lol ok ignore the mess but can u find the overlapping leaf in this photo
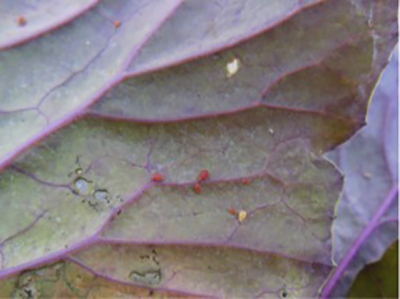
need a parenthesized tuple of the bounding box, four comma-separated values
(322, 45, 398, 298)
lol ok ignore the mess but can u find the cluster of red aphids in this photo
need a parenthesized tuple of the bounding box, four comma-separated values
(193, 169, 210, 194)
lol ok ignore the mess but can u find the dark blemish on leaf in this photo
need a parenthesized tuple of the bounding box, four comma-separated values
(148, 289, 154, 296)
(88, 201, 100, 211)
(152, 255, 160, 265)
(93, 189, 110, 203)
(139, 255, 150, 259)
(17, 16, 27, 26)
(117, 209, 122, 215)
(280, 285, 288, 298)
(129, 269, 161, 286)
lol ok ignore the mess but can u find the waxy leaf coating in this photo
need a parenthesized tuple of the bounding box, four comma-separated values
(0, 0, 397, 297)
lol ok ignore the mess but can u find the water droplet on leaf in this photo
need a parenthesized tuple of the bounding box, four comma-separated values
(73, 178, 92, 195)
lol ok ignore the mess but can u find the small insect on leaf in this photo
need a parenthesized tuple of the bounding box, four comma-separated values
(152, 172, 164, 182)
(198, 169, 210, 182)
(226, 58, 241, 78)
(193, 183, 202, 194)
(114, 21, 121, 28)
(242, 179, 250, 185)
(228, 208, 237, 215)
(17, 16, 27, 26)
(238, 210, 247, 222)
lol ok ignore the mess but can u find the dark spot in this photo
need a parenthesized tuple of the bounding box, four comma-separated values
(148, 289, 154, 296)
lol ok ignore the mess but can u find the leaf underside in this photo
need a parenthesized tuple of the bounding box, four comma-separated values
(0, 0, 397, 297)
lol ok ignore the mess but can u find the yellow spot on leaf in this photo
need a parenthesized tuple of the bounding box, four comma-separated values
(226, 58, 240, 77)
(238, 210, 247, 222)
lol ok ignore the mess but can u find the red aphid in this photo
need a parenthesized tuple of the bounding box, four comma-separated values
(17, 16, 27, 26)
(198, 169, 210, 182)
(193, 183, 202, 194)
(114, 21, 121, 28)
(228, 208, 237, 215)
(242, 179, 250, 185)
(152, 172, 164, 182)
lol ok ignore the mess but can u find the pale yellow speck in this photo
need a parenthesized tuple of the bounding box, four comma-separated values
(238, 210, 247, 222)
(226, 58, 240, 77)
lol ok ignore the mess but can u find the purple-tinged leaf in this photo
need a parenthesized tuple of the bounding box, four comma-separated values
(0, 0, 397, 297)
(101, 149, 342, 265)
(0, 0, 182, 170)
(125, 0, 324, 75)
(0, 0, 397, 172)
(71, 244, 331, 298)
(0, 261, 194, 298)
(321, 46, 398, 297)
(0, 0, 98, 49)
(90, 0, 394, 123)
(0, 107, 347, 277)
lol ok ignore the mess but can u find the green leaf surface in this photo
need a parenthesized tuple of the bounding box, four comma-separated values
(0, 261, 192, 298)
(72, 244, 332, 298)
(348, 241, 398, 298)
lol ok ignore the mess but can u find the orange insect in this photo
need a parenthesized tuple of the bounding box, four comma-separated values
(17, 16, 27, 26)
(242, 179, 250, 185)
(113, 21, 121, 28)
(228, 208, 237, 215)
(193, 183, 202, 194)
(152, 172, 164, 182)
(198, 169, 210, 182)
